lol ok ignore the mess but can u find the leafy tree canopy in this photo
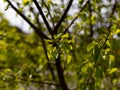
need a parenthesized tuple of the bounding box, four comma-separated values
(0, 0, 120, 90)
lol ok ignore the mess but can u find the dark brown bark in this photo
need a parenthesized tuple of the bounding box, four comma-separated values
(63, 0, 89, 34)
(88, 0, 93, 43)
(33, 0, 53, 36)
(54, 0, 73, 34)
(55, 54, 69, 90)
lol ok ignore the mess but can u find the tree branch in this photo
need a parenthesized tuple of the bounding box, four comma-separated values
(41, 0, 55, 27)
(40, 38, 56, 81)
(88, 0, 93, 42)
(6, 0, 50, 40)
(3, 72, 60, 86)
(55, 54, 69, 90)
(109, 0, 117, 18)
(101, 0, 117, 49)
(29, 5, 41, 27)
(53, 0, 74, 34)
(33, 0, 53, 36)
(6, 1, 56, 80)
(63, 0, 89, 34)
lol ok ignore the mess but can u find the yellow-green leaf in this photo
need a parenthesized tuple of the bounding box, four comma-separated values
(22, 0, 29, 5)
(108, 68, 118, 74)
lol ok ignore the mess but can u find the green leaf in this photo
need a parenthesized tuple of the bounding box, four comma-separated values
(87, 41, 96, 52)
(4, 68, 13, 74)
(62, 33, 69, 39)
(3, 0, 7, 2)
(0, 41, 6, 49)
(95, 66, 103, 79)
(79, 0, 84, 4)
(80, 83, 86, 90)
(110, 39, 120, 50)
(95, 0, 102, 3)
(52, 47, 59, 59)
(108, 67, 118, 74)
(92, 45, 100, 60)
(4, 4, 9, 11)
(60, 41, 71, 53)
(47, 0, 52, 8)
(54, 33, 62, 39)
(111, 24, 117, 32)
(87, 42, 101, 60)
(67, 55, 72, 64)
(22, 0, 29, 6)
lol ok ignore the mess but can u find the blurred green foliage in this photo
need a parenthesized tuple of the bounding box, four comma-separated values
(1, 0, 120, 90)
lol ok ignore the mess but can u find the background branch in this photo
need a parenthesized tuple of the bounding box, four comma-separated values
(88, 0, 93, 42)
(29, 5, 41, 27)
(3, 72, 59, 86)
(101, 0, 117, 49)
(41, 0, 55, 27)
(40, 38, 56, 81)
(54, 0, 74, 34)
(63, 0, 89, 34)
(6, 0, 50, 40)
(33, 0, 53, 36)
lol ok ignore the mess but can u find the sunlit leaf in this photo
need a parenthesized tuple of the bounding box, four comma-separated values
(87, 41, 96, 52)
(62, 33, 69, 39)
(22, 0, 29, 5)
(108, 67, 118, 74)
(4, 68, 13, 73)
(67, 54, 72, 64)
(52, 47, 59, 59)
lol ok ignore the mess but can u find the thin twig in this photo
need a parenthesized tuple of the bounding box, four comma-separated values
(54, 0, 74, 34)
(42, 0, 55, 27)
(33, 0, 53, 36)
(28, 5, 55, 80)
(63, 0, 89, 34)
(88, 0, 93, 42)
(101, 0, 117, 49)
(29, 5, 41, 27)
(28, 4, 56, 82)
(40, 38, 56, 81)
(6, 0, 50, 40)
(109, 0, 117, 18)
(3, 72, 60, 86)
